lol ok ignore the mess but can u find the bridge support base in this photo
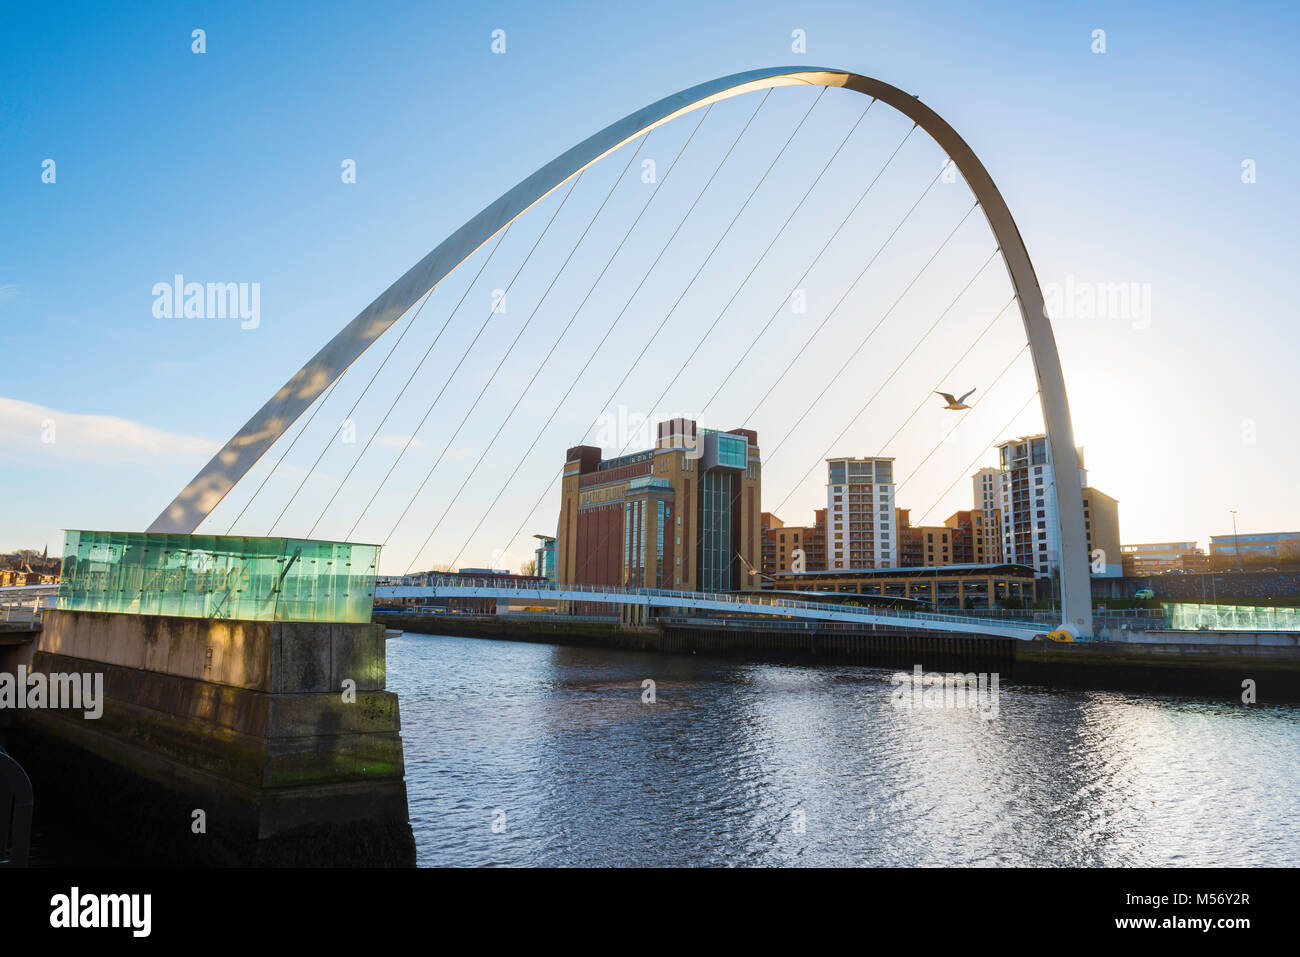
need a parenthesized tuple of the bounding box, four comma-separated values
(8, 610, 415, 866)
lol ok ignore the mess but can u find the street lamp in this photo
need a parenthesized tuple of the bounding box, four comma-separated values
(1229, 509, 1243, 572)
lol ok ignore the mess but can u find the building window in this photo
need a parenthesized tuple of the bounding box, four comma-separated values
(623, 503, 632, 577)
(696, 469, 734, 592)
(655, 500, 665, 588)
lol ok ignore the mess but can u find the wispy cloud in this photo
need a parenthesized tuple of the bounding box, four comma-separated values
(0, 396, 219, 464)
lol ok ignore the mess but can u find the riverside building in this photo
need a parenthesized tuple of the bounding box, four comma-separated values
(556, 418, 761, 592)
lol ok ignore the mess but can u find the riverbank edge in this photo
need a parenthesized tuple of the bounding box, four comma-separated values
(377, 613, 1300, 704)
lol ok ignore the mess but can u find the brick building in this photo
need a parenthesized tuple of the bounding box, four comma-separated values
(556, 419, 762, 592)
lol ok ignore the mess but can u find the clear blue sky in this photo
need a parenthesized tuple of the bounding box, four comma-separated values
(2, 0, 1297, 571)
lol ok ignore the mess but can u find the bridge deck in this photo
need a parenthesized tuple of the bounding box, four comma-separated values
(0, 582, 1047, 640)
(376, 580, 1045, 640)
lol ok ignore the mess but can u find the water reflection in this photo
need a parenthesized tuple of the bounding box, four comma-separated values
(388, 633, 1300, 867)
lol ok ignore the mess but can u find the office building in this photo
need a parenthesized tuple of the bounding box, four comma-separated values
(532, 534, 557, 581)
(1120, 541, 1205, 575)
(1209, 531, 1300, 563)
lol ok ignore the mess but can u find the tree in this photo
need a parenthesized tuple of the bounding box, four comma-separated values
(521, 559, 537, 577)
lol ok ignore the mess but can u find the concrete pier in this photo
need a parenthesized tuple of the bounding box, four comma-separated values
(6, 609, 415, 866)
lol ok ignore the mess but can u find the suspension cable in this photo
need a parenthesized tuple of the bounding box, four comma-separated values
(871, 296, 1019, 459)
(223, 372, 343, 534)
(588, 90, 853, 462)
(490, 93, 868, 566)
(332, 167, 574, 549)
(306, 171, 586, 540)
(266, 282, 438, 536)
(738, 169, 949, 427)
(407, 94, 777, 571)
(383, 111, 696, 559)
(894, 340, 1031, 494)
(342, 135, 652, 543)
(761, 200, 981, 463)
(698, 122, 922, 421)
(909, 389, 1040, 526)
(619, 98, 898, 462)
(767, 263, 1007, 517)
(700, 185, 989, 579)
(395, 104, 717, 569)
(447, 89, 829, 570)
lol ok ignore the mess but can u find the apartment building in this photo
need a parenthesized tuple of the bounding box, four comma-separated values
(825, 457, 897, 569)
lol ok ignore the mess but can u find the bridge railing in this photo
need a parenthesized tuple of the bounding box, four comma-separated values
(650, 615, 1017, 635)
(387, 575, 1044, 633)
(0, 587, 56, 625)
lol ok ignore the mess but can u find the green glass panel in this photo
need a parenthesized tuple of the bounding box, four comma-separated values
(1167, 601, 1300, 632)
(56, 530, 379, 623)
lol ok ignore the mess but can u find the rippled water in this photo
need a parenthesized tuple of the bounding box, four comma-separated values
(387, 632, 1300, 867)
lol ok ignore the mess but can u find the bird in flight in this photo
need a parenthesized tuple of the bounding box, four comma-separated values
(736, 552, 774, 582)
(935, 388, 976, 410)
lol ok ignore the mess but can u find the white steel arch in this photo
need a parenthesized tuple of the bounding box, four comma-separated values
(151, 66, 1093, 637)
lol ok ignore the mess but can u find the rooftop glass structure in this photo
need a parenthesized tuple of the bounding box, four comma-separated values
(57, 530, 379, 623)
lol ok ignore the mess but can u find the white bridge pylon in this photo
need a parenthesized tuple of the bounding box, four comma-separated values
(152, 65, 1093, 638)
(377, 581, 1045, 641)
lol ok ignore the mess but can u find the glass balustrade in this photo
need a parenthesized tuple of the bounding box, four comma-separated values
(1166, 601, 1300, 632)
(56, 530, 379, 623)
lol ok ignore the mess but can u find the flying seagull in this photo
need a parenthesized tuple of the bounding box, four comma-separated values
(935, 388, 976, 410)
(736, 552, 775, 583)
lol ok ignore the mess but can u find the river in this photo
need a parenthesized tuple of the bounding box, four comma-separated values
(387, 631, 1300, 867)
